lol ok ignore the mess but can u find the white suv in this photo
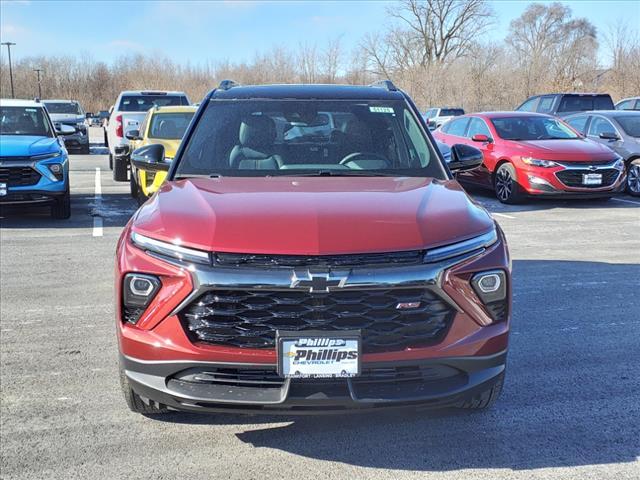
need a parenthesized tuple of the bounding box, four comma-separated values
(107, 90, 189, 180)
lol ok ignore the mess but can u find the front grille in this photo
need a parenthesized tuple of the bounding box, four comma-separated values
(179, 288, 455, 353)
(214, 250, 425, 268)
(555, 168, 619, 188)
(0, 166, 41, 186)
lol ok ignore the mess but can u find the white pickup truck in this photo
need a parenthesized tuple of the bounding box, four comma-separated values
(106, 90, 190, 180)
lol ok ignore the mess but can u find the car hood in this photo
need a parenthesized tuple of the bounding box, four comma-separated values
(132, 176, 494, 255)
(507, 138, 616, 162)
(0, 136, 60, 157)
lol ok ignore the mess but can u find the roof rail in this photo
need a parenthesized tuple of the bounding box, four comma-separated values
(369, 80, 398, 92)
(218, 79, 239, 91)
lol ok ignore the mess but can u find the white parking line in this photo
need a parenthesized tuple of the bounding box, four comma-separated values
(93, 167, 103, 237)
(612, 197, 640, 206)
(492, 212, 516, 219)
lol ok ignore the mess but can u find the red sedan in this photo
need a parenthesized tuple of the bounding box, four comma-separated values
(433, 112, 626, 203)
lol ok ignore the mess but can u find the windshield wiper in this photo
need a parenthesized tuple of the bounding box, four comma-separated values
(275, 170, 391, 177)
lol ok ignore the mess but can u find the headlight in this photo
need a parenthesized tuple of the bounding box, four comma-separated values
(424, 229, 497, 263)
(122, 273, 161, 324)
(131, 231, 211, 265)
(47, 163, 64, 181)
(32, 152, 62, 161)
(521, 157, 559, 168)
(613, 157, 625, 171)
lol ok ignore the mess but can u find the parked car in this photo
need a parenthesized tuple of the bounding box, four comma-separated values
(565, 110, 640, 196)
(516, 93, 615, 118)
(423, 107, 465, 130)
(106, 90, 190, 180)
(42, 99, 90, 154)
(116, 81, 511, 415)
(433, 112, 625, 203)
(615, 97, 640, 111)
(0, 99, 72, 218)
(125, 105, 197, 204)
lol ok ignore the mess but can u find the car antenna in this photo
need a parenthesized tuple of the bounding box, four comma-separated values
(369, 80, 398, 92)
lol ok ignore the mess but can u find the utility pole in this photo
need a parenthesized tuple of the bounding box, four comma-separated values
(1, 41, 16, 98)
(34, 68, 43, 99)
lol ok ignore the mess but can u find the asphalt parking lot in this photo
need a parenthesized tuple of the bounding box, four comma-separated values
(1, 127, 639, 480)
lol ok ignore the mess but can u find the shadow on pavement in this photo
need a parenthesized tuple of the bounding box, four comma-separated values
(0, 192, 136, 229)
(151, 259, 640, 472)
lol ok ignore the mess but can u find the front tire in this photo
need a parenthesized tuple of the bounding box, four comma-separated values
(51, 190, 71, 219)
(457, 371, 505, 410)
(119, 366, 169, 415)
(494, 163, 523, 204)
(129, 169, 139, 199)
(627, 159, 640, 197)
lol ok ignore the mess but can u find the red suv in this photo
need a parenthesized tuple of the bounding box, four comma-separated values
(116, 82, 511, 415)
(434, 112, 626, 203)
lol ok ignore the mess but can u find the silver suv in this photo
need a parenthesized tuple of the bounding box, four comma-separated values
(43, 100, 89, 154)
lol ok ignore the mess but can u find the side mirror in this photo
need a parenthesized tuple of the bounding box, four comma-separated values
(472, 134, 492, 143)
(131, 144, 170, 172)
(449, 144, 483, 172)
(55, 124, 76, 136)
(125, 129, 141, 141)
(85, 112, 92, 119)
(599, 131, 619, 141)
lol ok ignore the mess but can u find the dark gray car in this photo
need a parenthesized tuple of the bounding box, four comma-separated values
(565, 110, 640, 196)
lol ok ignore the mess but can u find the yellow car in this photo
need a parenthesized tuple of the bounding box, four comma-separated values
(126, 105, 197, 203)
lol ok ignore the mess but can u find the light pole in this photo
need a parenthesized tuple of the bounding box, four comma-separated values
(1, 41, 16, 98)
(34, 68, 43, 99)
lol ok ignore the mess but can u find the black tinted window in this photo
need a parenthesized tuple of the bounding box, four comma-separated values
(466, 118, 491, 138)
(44, 102, 81, 115)
(446, 118, 470, 136)
(119, 95, 188, 112)
(491, 116, 579, 140)
(566, 116, 588, 135)
(440, 109, 464, 116)
(558, 95, 614, 113)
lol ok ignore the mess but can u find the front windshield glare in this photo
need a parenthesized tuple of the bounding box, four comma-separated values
(491, 116, 579, 141)
(175, 99, 446, 179)
(0, 106, 53, 137)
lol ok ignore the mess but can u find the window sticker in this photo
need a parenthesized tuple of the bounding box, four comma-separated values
(369, 106, 395, 114)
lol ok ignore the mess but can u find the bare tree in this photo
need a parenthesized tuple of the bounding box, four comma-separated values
(507, 2, 597, 95)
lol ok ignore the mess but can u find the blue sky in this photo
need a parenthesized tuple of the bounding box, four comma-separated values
(1, 0, 638, 66)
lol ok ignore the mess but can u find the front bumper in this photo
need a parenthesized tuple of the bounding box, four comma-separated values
(0, 157, 69, 205)
(122, 350, 507, 414)
(62, 132, 89, 149)
(519, 160, 626, 196)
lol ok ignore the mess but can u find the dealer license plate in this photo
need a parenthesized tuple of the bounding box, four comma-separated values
(0, 182, 6, 196)
(277, 331, 361, 378)
(582, 173, 602, 185)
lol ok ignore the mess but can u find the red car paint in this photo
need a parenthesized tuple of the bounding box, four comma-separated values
(116, 179, 509, 365)
(433, 111, 624, 197)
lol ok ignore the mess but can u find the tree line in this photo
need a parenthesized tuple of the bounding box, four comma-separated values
(1, 1, 638, 113)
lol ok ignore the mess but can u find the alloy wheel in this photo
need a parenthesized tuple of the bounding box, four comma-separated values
(496, 168, 513, 201)
(628, 164, 640, 194)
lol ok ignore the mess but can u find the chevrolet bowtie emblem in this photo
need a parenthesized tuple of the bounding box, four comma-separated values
(290, 271, 347, 293)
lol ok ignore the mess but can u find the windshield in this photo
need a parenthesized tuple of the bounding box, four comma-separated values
(149, 112, 194, 140)
(491, 116, 579, 141)
(615, 115, 640, 137)
(119, 95, 188, 112)
(44, 102, 81, 115)
(0, 106, 53, 137)
(440, 109, 464, 117)
(175, 99, 446, 179)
